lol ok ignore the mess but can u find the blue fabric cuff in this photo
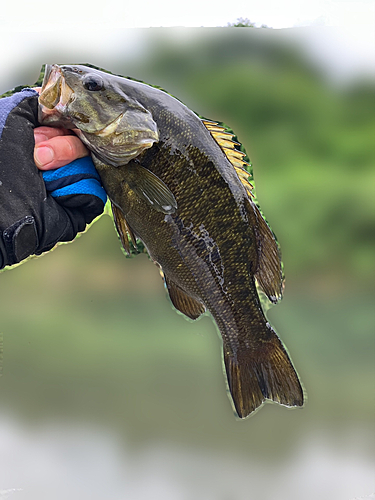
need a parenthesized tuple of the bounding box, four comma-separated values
(48, 179, 107, 205)
(0, 88, 39, 139)
(42, 157, 107, 205)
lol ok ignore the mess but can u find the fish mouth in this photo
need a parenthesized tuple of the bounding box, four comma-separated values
(38, 65, 146, 139)
(38, 65, 122, 136)
(38, 64, 159, 165)
(38, 65, 75, 125)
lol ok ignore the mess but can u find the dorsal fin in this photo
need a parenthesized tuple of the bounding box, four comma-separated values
(202, 118, 283, 303)
(202, 119, 254, 198)
(246, 199, 284, 304)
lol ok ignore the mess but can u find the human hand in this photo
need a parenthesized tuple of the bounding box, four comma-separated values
(34, 126, 90, 170)
(31, 86, 89, 171)
(0, 88, 107, 269)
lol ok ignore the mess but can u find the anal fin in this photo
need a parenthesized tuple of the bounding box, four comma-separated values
(111, 202, 137, 255)
(164, 275, 206, 320)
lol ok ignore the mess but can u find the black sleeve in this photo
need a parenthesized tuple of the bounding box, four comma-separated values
(0, 95, 91, 269)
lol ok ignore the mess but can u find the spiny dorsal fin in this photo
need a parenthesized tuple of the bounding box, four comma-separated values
(203, 118, 283, 302)
(111, 202, 137, 255)
(202, 119, 254, 198)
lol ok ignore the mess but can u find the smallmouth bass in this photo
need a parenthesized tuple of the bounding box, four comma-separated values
(39, 64, 304, 419)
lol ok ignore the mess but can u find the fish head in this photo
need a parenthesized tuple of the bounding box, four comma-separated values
(38, 64, 159, 165)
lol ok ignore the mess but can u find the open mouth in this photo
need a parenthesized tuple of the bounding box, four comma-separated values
(38, 65, 125, 137)
(38, 64, 159, 154)
(38, 65, 74, 123)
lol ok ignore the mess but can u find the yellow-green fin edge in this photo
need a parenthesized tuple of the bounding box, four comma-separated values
(201, 118, 255, 199)
(201, 117, 285, 308)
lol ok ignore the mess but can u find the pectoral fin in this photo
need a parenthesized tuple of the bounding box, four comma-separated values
(125, 162, 177, 215)
(111, 202, 137, 255)
(246, 199, 283, 304)
(164, 275, 206, 320)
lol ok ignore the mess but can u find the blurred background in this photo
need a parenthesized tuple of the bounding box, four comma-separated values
(0, 25, 374, 500)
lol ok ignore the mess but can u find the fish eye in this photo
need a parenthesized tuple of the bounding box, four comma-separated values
(83, 75, 104, 91)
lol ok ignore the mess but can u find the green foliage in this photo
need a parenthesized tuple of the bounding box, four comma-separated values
(3, 33, 373, 286)
(227, 17, 269, 28)
(0, 31, 373, 468)
(128, 32, 374, 287)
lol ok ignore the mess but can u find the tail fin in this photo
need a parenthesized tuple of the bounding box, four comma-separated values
(223, 326, 304, 419)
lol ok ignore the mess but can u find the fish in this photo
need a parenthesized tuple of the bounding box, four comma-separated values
(38, 64, 304, 419)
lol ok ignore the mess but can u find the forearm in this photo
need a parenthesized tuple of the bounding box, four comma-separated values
(0, 89, 106, 269)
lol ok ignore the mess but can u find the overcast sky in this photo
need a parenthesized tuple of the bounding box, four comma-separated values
(1, 0, 374, 31)
(0, 0, 373, 93)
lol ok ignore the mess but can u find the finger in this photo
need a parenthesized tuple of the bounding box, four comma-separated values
(34, 135, 90, 170)
(34, 126, 73, 145)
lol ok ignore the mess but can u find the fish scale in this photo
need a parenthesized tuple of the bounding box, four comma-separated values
(38, 64, 304, 419)
(119, 138, 289, 397)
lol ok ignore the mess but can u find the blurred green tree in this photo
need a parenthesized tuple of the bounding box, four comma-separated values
(129, 31, 375, 288)
(227, 17, 269, 28)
